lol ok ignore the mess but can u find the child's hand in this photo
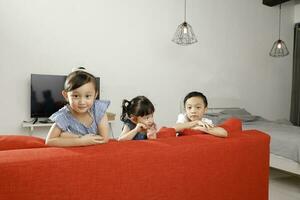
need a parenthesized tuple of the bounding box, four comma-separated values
(192, 125, 209, 132)
(196, 120, 214, 129)
(134, 123, 147, 132)
(147, 123, 157, 139)
(81, 134, 106, 145)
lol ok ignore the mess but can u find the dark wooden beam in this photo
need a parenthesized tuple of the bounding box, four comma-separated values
(263, 0, 290, 7)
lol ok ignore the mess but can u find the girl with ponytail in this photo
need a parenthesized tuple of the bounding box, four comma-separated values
(118, 96, 157, 141)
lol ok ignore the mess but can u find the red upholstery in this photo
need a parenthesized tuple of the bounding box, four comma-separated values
(157, 127, 177, 138)
(218, 117, 242, 135)
(0, 135, 46, 151)
(0, 130, 270, 200)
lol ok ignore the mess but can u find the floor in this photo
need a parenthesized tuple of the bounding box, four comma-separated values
(269, 168, 300, 200)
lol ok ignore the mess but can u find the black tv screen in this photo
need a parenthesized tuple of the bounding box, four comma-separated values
(31, 74, 100, 118)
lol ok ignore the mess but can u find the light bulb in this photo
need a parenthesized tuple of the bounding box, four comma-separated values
(277, 43, 282, 49)
(183, 26, 188, 34)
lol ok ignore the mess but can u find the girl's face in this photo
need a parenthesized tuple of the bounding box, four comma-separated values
(185, 96, 207, 121)
(62, 82, 97, 114)
(136, 113, 154, 129)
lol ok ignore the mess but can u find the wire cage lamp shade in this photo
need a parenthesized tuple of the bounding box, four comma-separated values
(269, 4, 289, 57)
(172, 22, 197, 45)
(172, 0, 197, 46)
(269, 39, 289, 57)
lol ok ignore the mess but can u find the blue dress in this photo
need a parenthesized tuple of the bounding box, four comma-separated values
(122, 119, 147, 140)
(49, 100, 110, 136)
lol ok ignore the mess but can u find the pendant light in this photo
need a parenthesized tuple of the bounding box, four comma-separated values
(172, 0, 197, 46)
(269, 3, 289, 57)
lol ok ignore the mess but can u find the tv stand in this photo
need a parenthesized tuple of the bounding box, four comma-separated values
(39, 119, 54, 124)
(33, 118, 38, 124)
(22, 121, 54, 135)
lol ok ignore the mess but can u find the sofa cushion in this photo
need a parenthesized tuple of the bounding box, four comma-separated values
(0, 135, 46, 151)
(0, 130, 270, 200)
(218, 117, 242, 135)
(157, 127, 177, 138)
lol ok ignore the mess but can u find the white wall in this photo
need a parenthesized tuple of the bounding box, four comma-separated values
(0, 0, 295, 138)
(295, 0, 300, 22)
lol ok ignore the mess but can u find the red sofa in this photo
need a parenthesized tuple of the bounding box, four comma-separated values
(0, 123, 270, 200)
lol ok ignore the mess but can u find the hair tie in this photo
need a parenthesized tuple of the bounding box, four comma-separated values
(125, 100, 131, 107)
(72, 67, 89, 73)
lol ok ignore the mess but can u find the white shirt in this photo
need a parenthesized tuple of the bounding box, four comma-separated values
(176, 113, 213, 125)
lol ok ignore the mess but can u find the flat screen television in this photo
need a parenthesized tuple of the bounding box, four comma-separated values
(31, 74, 100, 118)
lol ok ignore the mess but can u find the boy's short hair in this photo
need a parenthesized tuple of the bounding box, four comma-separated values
(183, 91, 208, 108)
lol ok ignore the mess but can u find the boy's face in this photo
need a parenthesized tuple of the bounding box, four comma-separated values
(185, 96, 207, 121)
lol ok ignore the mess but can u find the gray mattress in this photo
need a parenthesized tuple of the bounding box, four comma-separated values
(205, 108, 300, 163)
(243, 120, 300, 163)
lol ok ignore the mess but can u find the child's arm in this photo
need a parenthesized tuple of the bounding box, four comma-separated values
(97, 113, 110, 143)
(45, 124, 105, 147)
(60, 132, 82, 138)
(173, 120, 199, 132)
(193, 125, 228, 137)
(118, 123, 147, 141)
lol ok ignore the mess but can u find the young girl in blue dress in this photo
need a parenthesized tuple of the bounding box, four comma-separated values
(118, 96, 157, 141)
(45, 67, 110, 146)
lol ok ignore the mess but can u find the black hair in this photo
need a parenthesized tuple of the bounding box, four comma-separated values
(183, 91, 208, 108)
(64, 67, 98, 95)
(120, 96, 155, 122)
